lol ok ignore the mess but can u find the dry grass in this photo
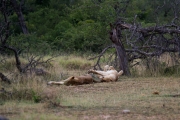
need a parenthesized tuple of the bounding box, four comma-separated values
(1, 77, 180, 120)
(1, 55, 180, 120)
(58, 55, 93, 70)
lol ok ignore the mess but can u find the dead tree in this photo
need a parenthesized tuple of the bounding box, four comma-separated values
(109, 13, 180, 75)
(109, 19, 179, 67)
(114, 0, 180, 61)
(109, 23, 131, 76)
(93, 0, 180, 76)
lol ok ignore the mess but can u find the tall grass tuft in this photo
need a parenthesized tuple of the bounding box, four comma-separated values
(131, 54, 180, 77)
(0, 57, 16, 72)
(0, 76, 44, 102)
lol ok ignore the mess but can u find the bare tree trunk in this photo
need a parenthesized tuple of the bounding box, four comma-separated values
(11, 0, 29, 34)
(4, 45, 23, 72)
(110, 27, 131, 76)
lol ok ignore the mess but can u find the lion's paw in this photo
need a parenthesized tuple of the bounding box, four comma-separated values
(88, 69, 95, 73)
(47, 81, 53, 85)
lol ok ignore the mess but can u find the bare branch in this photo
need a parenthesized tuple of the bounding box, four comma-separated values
(89, 45, 115, 70)
(0, 72, 11, 84)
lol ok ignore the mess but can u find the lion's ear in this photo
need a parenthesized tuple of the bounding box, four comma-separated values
(74, 77, 79, 80)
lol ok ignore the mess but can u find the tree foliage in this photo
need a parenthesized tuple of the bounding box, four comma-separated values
(0, 0, 180, 79)
(1, 0, 179, 53)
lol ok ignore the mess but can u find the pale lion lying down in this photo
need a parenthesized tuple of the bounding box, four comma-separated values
(48, 65, 123, 86)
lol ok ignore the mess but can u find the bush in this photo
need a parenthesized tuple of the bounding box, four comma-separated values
(9, 34, 52, 54)
(163, 65, 180, 76)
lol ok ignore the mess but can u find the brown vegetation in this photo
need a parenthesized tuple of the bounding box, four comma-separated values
(1, 77, 180, 120)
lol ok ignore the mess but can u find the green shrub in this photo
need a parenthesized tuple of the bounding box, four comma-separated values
(31, 90, 41, 103)
(163, 65, 180, 76)
(9, 34, 52, 54)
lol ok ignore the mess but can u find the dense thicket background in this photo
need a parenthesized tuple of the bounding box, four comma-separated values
(4, 0, 178, 54)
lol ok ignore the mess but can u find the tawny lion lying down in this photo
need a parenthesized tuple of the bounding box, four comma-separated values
(48, 65, 123, 86)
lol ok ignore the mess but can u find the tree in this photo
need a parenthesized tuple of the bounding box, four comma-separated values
(92, 0, 180, 76)
(109, 23, 131, 76)
(0, 0, 52, 84)
(110, 0, 180, 75)
(11, 0, 29, 34)
(0, 0, 27, 73)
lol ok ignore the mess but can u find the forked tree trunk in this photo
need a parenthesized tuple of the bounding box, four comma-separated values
(110, 27, 130, 76)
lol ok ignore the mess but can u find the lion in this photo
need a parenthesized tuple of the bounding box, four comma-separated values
(88, 66, 123, 82)
(47, 65, 123, 86)
(47, 74, 94, 85)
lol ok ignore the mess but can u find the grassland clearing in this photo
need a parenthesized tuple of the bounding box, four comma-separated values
(1, 77, 180, 120)
(1, 55, 180, 120)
